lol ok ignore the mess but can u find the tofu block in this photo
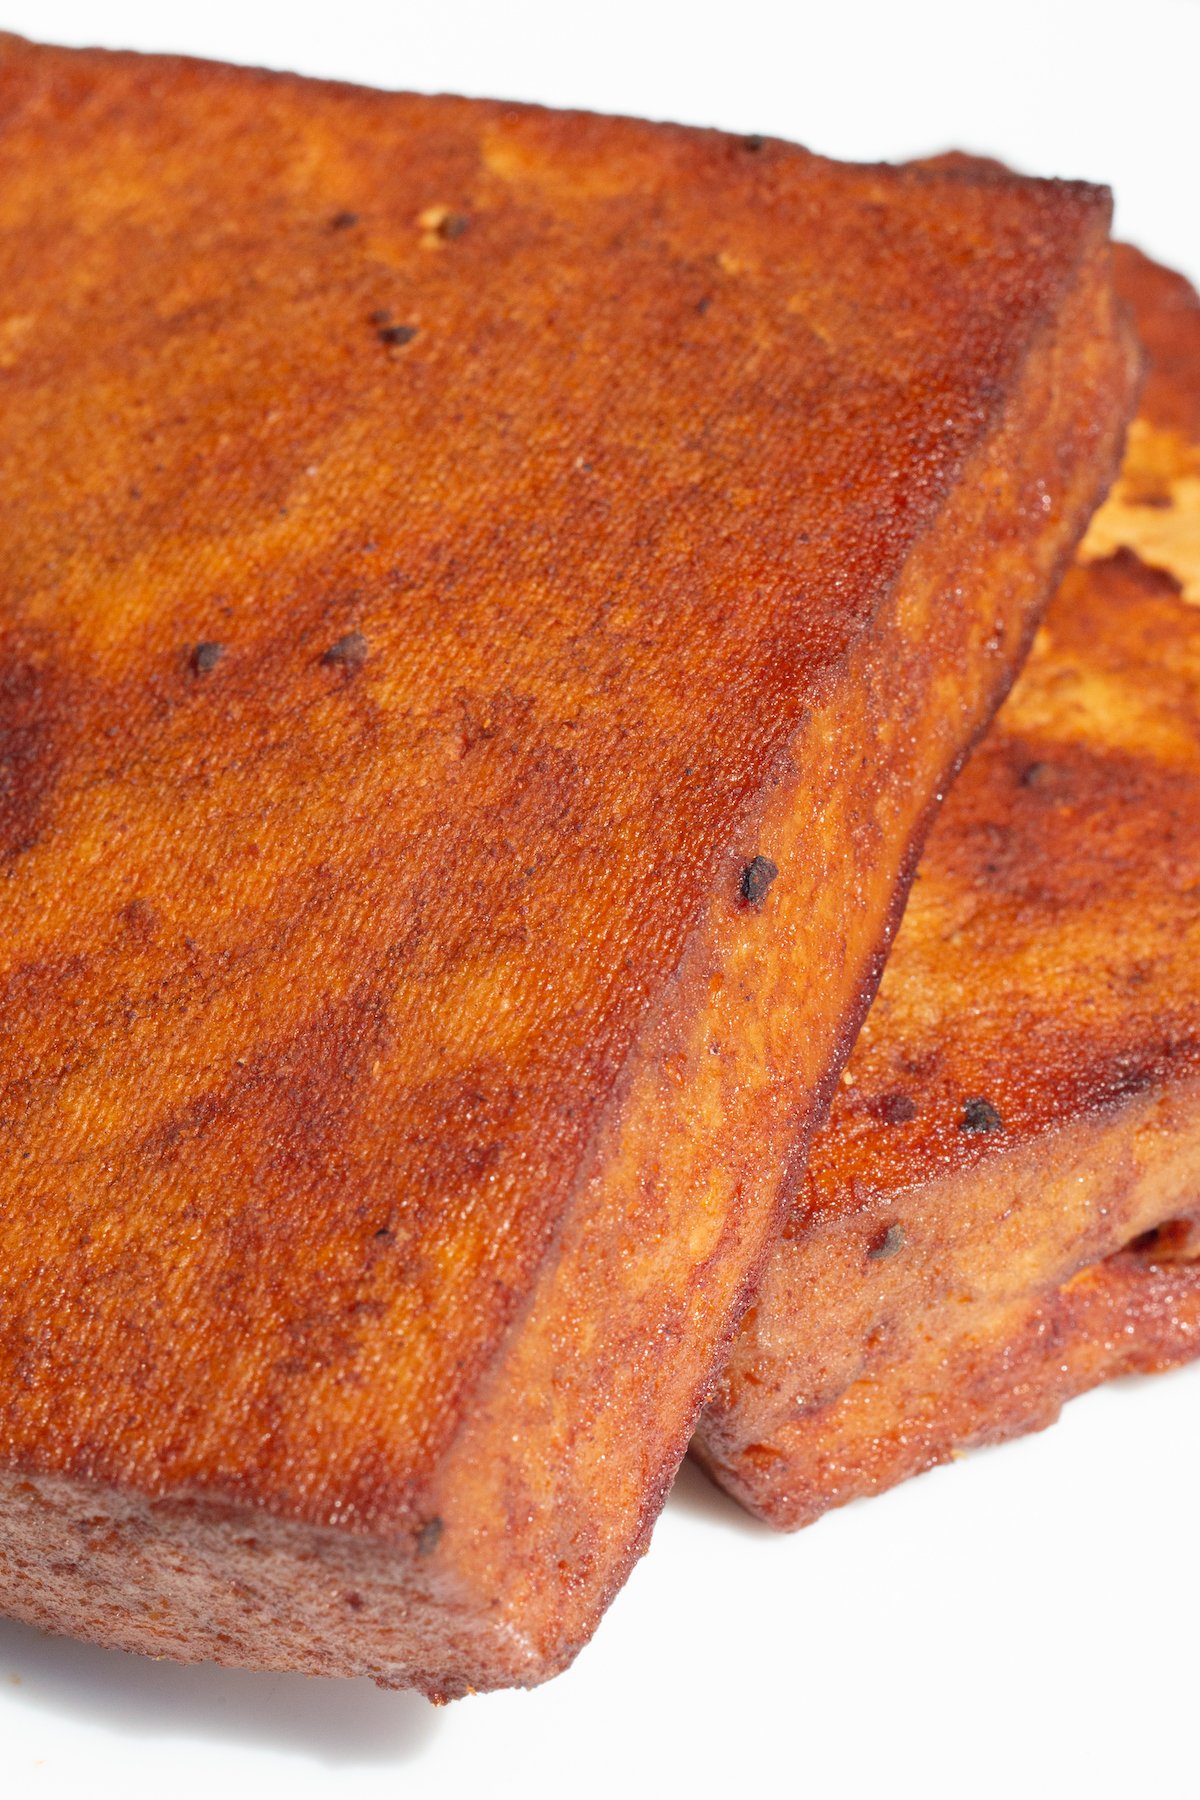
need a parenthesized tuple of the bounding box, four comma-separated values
(0, 36, 1134, 1692)
(696, 246, 1200, 1529)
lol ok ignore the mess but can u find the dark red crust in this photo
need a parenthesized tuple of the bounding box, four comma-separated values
(696, 246, 1200, 1529)
(0, 36, 1134, 1688)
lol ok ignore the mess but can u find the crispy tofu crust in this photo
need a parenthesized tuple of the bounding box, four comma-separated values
(696, 246, 1200, 1530)
(0, 37, 1134, 1691)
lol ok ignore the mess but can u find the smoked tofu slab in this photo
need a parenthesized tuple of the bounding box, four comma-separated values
(0, 36, 1134, 1694)
(696, 247, 1200, 1530)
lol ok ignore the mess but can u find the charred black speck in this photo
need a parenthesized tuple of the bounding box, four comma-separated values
(876, 1091, 917, 1126)
(696, 295, 713, 316)
(191, 641, 224, 675)
(740, 855, 779, 908)
(743, 134, 766, 152)
(415, 1517, 443, 1557)
(1020, 761, 1053, 787)
(322, 632, 368, 670)
(330, 211, 360, 231)
(867, 1223, 906, 1261)
(960, 1096, 1004, 1134)
(374, 1224, 393, 1240)
(379, 323, 418, 347)
(438, 212, 470, 240)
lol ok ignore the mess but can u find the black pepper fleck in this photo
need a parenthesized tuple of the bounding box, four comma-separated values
(438, 212, 469, 240)
(740, 855, 779, 907)
(415, 1517, 443, 1557)
(191, 641, 224, 675)
(322, 632, 368, 670)
(868, 1223, 906, 1261)
(1020, 761, 1053, 787)
(330, 211, 360, 230)
(743, 135, 766, 152)
(379, 323, 418, 347)
(960, 1096, 1004, 1134)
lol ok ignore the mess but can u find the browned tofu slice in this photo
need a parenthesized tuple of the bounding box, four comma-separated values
(696, 246, 1200, 1530)
(0, 35, 1134, 1693)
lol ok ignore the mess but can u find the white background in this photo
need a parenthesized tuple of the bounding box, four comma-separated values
(2, 4, 1198, 1797)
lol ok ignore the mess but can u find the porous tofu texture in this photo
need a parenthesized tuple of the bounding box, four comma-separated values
(0, 37, 1134, 1691)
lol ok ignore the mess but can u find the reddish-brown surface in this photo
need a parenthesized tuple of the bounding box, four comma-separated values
(0, 36, 1133, 1692)
(697, 246, 1200, 1529)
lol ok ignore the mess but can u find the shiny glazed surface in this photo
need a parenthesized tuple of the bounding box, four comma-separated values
(0, 36, 1133, 1689)
(697, 247, 1200, 1527)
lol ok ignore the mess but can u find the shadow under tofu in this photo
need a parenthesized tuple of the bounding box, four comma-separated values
(0, 1613, 440, 1768)
(665, 1453, 776, 1535)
